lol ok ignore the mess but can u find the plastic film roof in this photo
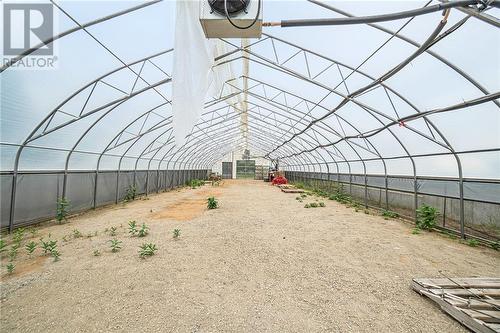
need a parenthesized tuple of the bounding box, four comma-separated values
(1, 0, 499, 179)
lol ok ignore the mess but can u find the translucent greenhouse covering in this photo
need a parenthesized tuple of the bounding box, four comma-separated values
(0, 0, 499, 241)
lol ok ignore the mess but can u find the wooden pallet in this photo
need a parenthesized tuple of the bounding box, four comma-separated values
(277, 185, 305, 193)
(412, 277, 500, 333)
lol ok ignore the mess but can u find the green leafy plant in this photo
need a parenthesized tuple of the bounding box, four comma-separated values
(304, 203, 310, 208)
(93, 249, 101, 256)
(124, 185, 137, 201)
(51, 249, 61, 262)
(62, 235, 70, 242)
(109, 239, 122, 252)
(319, 202, 325, 207)
(109, 226, 117, 237)
(416, 204, 438, 230)
(6, 263, 15, 274)
(364, 209, 369, 214)
(328, 185, 351, 204)
(25, 241, 37, 255)
(189, 179, 204, 188)
(0, 239, 6, 253)
(139, 243, 157, 258)
(173, 229, 181, 239)
(8, 246, 18, 262)
(40, 238, 57, 255)
(137, 223, 149, 237)
(128, 221, 138, 236)
(207, 197, 218, 209)
(56, 197, 70, 223)
(381, 210, 399, 219)
(73, 229, 82, 238)
(309, 202, 318, 208)
(467, 239, 479, 247)
(13, 227, 25, 245)
(492, 242, 499, 251)
(412, 228, 421, 235)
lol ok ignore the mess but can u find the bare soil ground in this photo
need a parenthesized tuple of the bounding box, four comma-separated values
(1, 180, 498, 332)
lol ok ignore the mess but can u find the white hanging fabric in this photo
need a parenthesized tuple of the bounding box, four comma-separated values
(172, 0, 240, 146)
(172, 0, 214, 146)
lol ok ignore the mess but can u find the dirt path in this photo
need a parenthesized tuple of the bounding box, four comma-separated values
(1, 180, 498, 332)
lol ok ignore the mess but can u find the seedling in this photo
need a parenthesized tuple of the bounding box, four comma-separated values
(139, 243, 157, 258)
(109, 226, 117, 236)
(40, 238, 57, 255)
(467, 239, 479, 247)
(13, 228, 25, 245)
(109, 239, 122, 252)
(128, 221, 138, 236)
(173, 229, 181, 239)
(62, 235, 70, 242)
(310, 202, 318, 208)
(492, 242, 499, 251)
(51, 249, 61, 262)
(207, 197, 218, 209)
(304, 204, 310, 208)
(0, 239, 6, 253)
(138, 223, 149, 237)
(364, 209, 369, 214)
(25, 241, 37, 255)
(8, 246, 18, 262)
(6, 263, 15, 274)
(416, 204, 438, 230)
(93, 249, 101, 256)
(73, 229, 82, 238)
(381, 210, 399, 219)
(56, 197, 70, 223)
(124, 185, 137, 201)
(412, 228, 421, 235)
(319, 202, 325, 207)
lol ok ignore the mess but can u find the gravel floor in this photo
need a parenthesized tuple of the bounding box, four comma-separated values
(1, 180, 499, 332)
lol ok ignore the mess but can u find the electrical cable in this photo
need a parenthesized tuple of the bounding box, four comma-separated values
(223, 0, 261, 30)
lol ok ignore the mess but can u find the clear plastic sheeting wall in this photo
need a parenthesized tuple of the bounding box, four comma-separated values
(0, 170, 208, 230)
(0, 1, 499, 236)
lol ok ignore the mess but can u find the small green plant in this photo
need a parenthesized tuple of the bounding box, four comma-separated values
(207, 197, 218, 209)
(56, 197, 70, 223)
(139, 243, 157, 258)
(28, 227, 38, 238)
(137, 223, 149, 237)
(40, 238, 57, 255)
(6, 263, 15, 274)
(124, 185, 137, 201)
(381, 210, 399, 219)
(13, 227, 25, 245)
(0, 239, 6, 253)
(173, 229, 181, 239)
(492, 242, 499, 251)
(364, 209, 369, 214)
(128, 221, 138, 236)
(25, 241, 37, 255)
(412, 228, 421, 235)
(416, 204, 438, 230)
(62, 235, 70, 242)
(73, 229, 82, 238)
(93, 249, 101, 256)
(109, 226, 117, 236)
(109, 239, 122, 252)
(309, 202, 318, 208)
(8, 246, 18, 261)
(467, 239, 479, 247)
(319, 202, 325, 207)
(304, 203, 310, 208)
(51, 249, 61, 262)
(189, 179, 204, 188)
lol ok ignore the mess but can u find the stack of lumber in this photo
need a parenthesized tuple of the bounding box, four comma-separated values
(412, 277, 500, 333)
(277, 185, 304, 193)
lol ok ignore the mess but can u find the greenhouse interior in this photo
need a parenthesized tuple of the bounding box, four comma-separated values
(0, 0, 499, 332)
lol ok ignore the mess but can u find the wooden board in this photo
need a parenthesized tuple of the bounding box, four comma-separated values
(277, 185, 305, 193)
(413, 277, 500, 333)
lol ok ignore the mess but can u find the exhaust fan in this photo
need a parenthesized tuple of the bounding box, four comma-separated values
(200, 0, 262, 38)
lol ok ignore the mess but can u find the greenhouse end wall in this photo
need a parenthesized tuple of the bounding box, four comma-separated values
(0, 169, 209, 230)
(285, 171, 500, 242)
